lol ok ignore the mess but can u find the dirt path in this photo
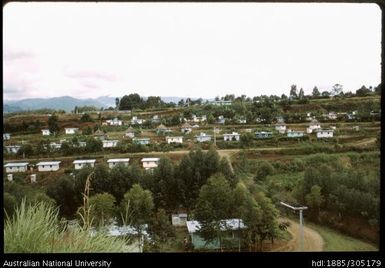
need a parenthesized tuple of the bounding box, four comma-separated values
(347, 137, 377, 148)
(271, 218, 324, 252)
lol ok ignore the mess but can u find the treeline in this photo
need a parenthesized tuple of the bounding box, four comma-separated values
(3, 147, 283, 251)
(118, 94, 176, 110)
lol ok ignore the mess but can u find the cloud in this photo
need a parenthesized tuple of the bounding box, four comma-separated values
(3, 50, 34, 61)
(64, 67, 117, 81)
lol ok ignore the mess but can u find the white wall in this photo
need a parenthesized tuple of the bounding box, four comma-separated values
(6, 166, 28, 173)
(38, 165, 60, 172)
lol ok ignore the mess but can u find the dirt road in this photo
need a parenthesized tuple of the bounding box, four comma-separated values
(271, 218, 324, 252)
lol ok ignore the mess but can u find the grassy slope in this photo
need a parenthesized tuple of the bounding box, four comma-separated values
(306, 222, 378, 251)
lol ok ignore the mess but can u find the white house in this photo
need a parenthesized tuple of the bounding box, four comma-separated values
(306, 119, 321, 134)
(217, 115, 226, 124)
(133, 138, 150, 145)
(195, 133, 212, 143)
(166, 136, 183, 144)
(316, 129, 334, 138)
(151, 115, 161, 124)
(5, 145, 21, 154)
(210, 100, 232, 106)
(3, 133, 11, 140)
(327, 112, 337, 120)
(125, 127, 135, 138)
(171, 213, 188, 226)
(275, 122, 287, 134)
(4, 162, 29, 173)
(49, 142, 62, 150)
(106, 118, 123, 126)
(191, 114, 206, 123)
(141, 158, 160, 170)
(65, 128, 79, 135)
(223, 132, 240, 141)
(36, 161, 61, 172)
(181, 123, 192, 134)
(41, 129, 51, 136)
(102, 140, 119, 148)
(131, 116, 144, 125)
(107, 158, 130, 168)
(73, 159, 96, 170)
(287, 130, 304, 138)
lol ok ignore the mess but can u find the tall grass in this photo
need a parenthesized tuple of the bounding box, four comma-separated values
(4, 200, 128, 253)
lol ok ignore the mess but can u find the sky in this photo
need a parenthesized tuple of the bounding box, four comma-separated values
(3, 2, 382, 101)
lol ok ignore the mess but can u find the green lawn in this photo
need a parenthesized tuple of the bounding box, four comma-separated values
(307, 222, 378, 251)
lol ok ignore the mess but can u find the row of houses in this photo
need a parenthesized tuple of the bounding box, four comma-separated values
(275, 119, 335, 138)
(4, 157, 161, 173)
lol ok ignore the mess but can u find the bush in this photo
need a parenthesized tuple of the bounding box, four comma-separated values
(4, 200, 128, 253)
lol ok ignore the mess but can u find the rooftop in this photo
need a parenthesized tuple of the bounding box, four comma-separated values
(107, 158, 130, 162)
(4, 162, 29, 167)
(141, 158, 160, 162)
(36, 161, 61, 166)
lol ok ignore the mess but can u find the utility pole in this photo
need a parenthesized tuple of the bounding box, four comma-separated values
(280, 202, 308, 251)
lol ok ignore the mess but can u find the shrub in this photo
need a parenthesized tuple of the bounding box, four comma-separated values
(4, 200, 128, 253)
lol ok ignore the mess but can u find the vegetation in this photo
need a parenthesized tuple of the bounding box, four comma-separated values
(4, 200, 128, 253)
(3, 89, 380, 252)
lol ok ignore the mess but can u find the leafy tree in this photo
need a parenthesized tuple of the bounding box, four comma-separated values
(321, 91, 330, 98)
(312, 86, 320, 98)
(255, 161, 274, 181)
(46, 176, 80, 217)
(152, 157, 178, 211)
(109, 164, 133, 203)
(232, 183, 263, 251)
(80, 113, 93, 122)
(146, 96, 162, 108)
(88, 193, 117, 227)
(170, 114, 181, 126)
(305, 185, 324, 221)
(240, 133, 254, 148)
(219, 157, 237, 186)
(331, 84, 343, 97)
(194, 174, 233, 251)
(119, 94, 144, 110)
(253, 192, 280, 249)
(148, 208, 176, 248)
(298, 88, 305, 99)
(91, 164, 112, 195)
(356, 85, 371, 97)
(289, 85, 298, 99)
(17, 144, 34, 157)
(85, 137, 102, 153)
(120, 184, 154, 238)
(48, 115, 60, 134)
(176, 148, 221, 210)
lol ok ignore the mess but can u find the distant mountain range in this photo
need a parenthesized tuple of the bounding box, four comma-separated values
(3, 96, 207, 113)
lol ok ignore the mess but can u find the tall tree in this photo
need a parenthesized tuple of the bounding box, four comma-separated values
(88, 193, 117, 227)
(115, 97, 120, 110)
(331, 84, 344, 97)
(312, 86, 320, 98)
(48, 115, 60, 134)
(119, 94, 144, 110)
(194, 174, 234, 251)
(152, 157, 178, 211)
(289, 85, 298, 99)
(120, 184, 154, 233)
(298, 88, 305, 99)
(305, 185, 324, 221)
